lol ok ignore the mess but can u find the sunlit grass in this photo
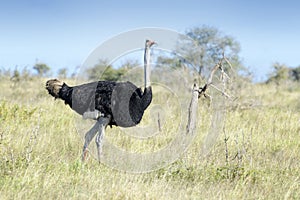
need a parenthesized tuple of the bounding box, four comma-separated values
(0, 78, 300, 199)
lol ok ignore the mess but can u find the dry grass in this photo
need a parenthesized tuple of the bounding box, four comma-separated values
(0, 77, 300, 199)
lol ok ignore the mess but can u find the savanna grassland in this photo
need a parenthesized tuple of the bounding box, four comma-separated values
(0, 76, 300, 199)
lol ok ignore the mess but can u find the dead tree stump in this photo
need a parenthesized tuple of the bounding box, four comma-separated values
(186, 83, 199, 135)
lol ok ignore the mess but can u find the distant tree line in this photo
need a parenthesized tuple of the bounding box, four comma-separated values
(266, 63, 300, 84)
(85, 59, 140, 81)
(0, 62, 69, 83)
(1, 25, 299, 85)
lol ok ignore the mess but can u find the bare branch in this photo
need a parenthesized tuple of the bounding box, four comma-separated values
(197, 53, 234, 100)
(224, 56, 234, 72)
(207, 61, 222, 85)
(210, 84, 231, 98)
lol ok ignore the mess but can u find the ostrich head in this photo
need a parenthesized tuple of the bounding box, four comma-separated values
(145, 39, 156, 48)
(46, 79, 64, 99)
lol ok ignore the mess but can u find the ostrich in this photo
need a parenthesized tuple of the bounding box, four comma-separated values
(46, 39, 156, 161)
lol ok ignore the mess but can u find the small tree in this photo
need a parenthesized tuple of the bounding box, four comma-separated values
(266, 63, 289, 85)
(86, 60, 110, 81)
(33, 63, 50, 76)
(101, 66, 122, 81)
(86, 59, 138, 81)
(290, 66, 300, 82)
(178, 25, 242, 77)
(157, 55, 182, 69)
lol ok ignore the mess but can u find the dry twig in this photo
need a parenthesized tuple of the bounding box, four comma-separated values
(198, 53, 233, 99)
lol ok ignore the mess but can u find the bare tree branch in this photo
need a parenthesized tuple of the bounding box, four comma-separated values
(197, 53, 234, 99)
(210, 84, 231, 98)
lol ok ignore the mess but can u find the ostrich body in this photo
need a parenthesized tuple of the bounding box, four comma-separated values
(46, 40, 155, 161)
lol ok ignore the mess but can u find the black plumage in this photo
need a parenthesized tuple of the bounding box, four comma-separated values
(46, 80, 152, 127)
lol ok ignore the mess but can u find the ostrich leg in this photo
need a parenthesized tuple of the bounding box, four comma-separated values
(82, 121, 100, 161)
(81, 110, 103, 161)
(95, 117, 110, 162)
(81, 116, 110, 161)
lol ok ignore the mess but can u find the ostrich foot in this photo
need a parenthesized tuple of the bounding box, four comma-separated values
(82, 149, 89, 161)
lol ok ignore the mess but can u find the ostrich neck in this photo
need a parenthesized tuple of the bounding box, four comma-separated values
(144, 47, 151, 88)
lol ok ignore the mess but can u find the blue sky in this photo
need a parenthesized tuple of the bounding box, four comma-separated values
(1, 0, 299, 81)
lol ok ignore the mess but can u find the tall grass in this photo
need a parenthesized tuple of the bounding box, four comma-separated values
(0, 77, 299, 199)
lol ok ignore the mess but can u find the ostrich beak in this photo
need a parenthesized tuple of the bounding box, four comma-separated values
(150, 40, 156, 46)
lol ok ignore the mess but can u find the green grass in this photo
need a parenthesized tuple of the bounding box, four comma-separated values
(0, 77, 300, 199)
